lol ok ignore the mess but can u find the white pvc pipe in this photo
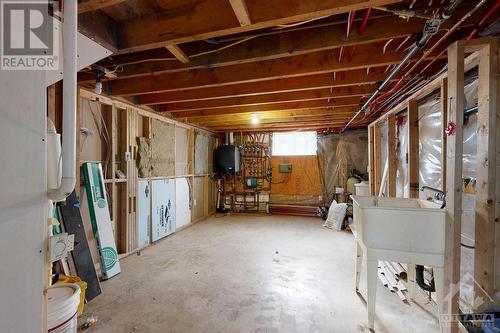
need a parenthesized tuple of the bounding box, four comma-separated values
(48, 0, 77, 201)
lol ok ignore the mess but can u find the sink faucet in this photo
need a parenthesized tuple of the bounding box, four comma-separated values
(420, 186, 446, 208)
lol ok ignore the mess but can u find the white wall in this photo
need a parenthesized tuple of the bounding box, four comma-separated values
(0, 71, 47, 332)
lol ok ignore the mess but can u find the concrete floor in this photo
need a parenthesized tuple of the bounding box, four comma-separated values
(83, 215, 440, 333)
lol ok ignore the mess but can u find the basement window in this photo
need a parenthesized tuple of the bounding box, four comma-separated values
(272, 131, 317, 156)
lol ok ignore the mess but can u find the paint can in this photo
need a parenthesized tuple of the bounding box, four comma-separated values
(47, 283, 81, 333)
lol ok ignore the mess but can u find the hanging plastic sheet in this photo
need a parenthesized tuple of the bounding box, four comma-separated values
(317, 129, 368, 204)
(396, 116, 409, 198)
(418, 93, 442, 199)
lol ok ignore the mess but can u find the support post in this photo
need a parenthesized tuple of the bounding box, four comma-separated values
(387, 114, 397, 197)
(407, 99, 419, 199)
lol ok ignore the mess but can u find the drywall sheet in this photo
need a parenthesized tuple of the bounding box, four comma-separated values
(317, 130, 368, 204)
(150, 120, 175, 177)
(151, 179, 176, 241)
(193, 177, 205, 221)
(175, 127, 189, 175)
(195, 132, 209, 175)
(176, 178, 191, 230)
(137, 180, 150, 247)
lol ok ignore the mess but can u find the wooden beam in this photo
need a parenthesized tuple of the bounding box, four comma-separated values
(108, 44, 419, 96)
(184, 106, 359, 122)
(368, 125, 375, 195)
(373, 123, 382, 194)
(165, 44, 190, 64)
(440, 78, 448, 191)
(78, 0, 126, 13)
(387, 114, 396, 197)
(116, 0, 402, 53)
(165, 96, 361, 114)
(78, 10, 119, 51)
(137, 68, 398, 104)
(144, 85, 373, 109)
(194, 113, 356, 126)
(169, 98, 361, 118)
(407, 99, 419, 198)
(473, 39, 498, 305)
(444, 41, 465, 333)
(78, 15, 423, 82)
(211, 120, 347, 131)
(229, 0, 252, 26)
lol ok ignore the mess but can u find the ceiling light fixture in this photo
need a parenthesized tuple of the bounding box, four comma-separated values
(250, 113, 259, 125)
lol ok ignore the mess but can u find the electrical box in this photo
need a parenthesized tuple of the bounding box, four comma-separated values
(279, 163, 292, 173)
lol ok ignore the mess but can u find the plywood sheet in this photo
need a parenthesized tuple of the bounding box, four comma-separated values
(270, 156, 322, 196)
(176, 178, 191, 229)
(151, 179, 176, 241)
(150, 120, 175, 177)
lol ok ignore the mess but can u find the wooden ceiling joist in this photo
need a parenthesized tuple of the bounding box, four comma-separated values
(165, 44, 190, 64)
(78, 15, 424, 83)
(184, 106, 360, 122)
(108, 43, 415, 96)
(150, 86, 373, 110)
(168, 98, 361, 118)
(137, 68, 401, 104)
(194, 114, 356, 127)
(78, 0, 127, 14)
(116, 0, 401, 53)
(229, 0, 252, 26)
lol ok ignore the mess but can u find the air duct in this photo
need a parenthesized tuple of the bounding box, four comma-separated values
(48, 0, 77, 201)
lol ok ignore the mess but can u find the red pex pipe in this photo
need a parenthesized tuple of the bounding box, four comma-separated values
(467, 0, 500, 39)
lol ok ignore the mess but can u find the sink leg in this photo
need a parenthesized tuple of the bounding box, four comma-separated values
(433, 267, 445, 332)
(355, 242, 363, 292)
(367, 259, 378, 330)
(407, 264, 416, 301)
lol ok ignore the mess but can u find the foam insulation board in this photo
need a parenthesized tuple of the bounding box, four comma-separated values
(195, 132, 209, 175)
(175, 127, 189, 175)
(137, 180, 150, 247)
(192, 177, 205, 221)
(176, 178, 191, 230)
(151, 179, 176, 241)
(82, 163, 121, 279)
(151, 120, 175, 177)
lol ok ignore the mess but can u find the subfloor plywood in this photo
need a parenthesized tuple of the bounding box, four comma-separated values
(83, 215, 441, 333)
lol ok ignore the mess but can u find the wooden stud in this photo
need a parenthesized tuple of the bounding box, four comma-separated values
(368, 125, 375, 195)
(229, 0, 251, 26)
(374, 123, 382, 195)
(440, 78, 448, 191)
(444, 41, 465, 333)
(407, 99, 419, 199)
(473, 39, 498, 303)
(165, 44, 190, 64)
(387, 114, 397, 197)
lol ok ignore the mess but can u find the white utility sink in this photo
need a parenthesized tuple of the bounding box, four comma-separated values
(351, 195, 446, 331)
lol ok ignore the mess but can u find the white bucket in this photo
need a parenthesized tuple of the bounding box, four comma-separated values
(47, 283, 81, 333)
(354, 182, 370, 196)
